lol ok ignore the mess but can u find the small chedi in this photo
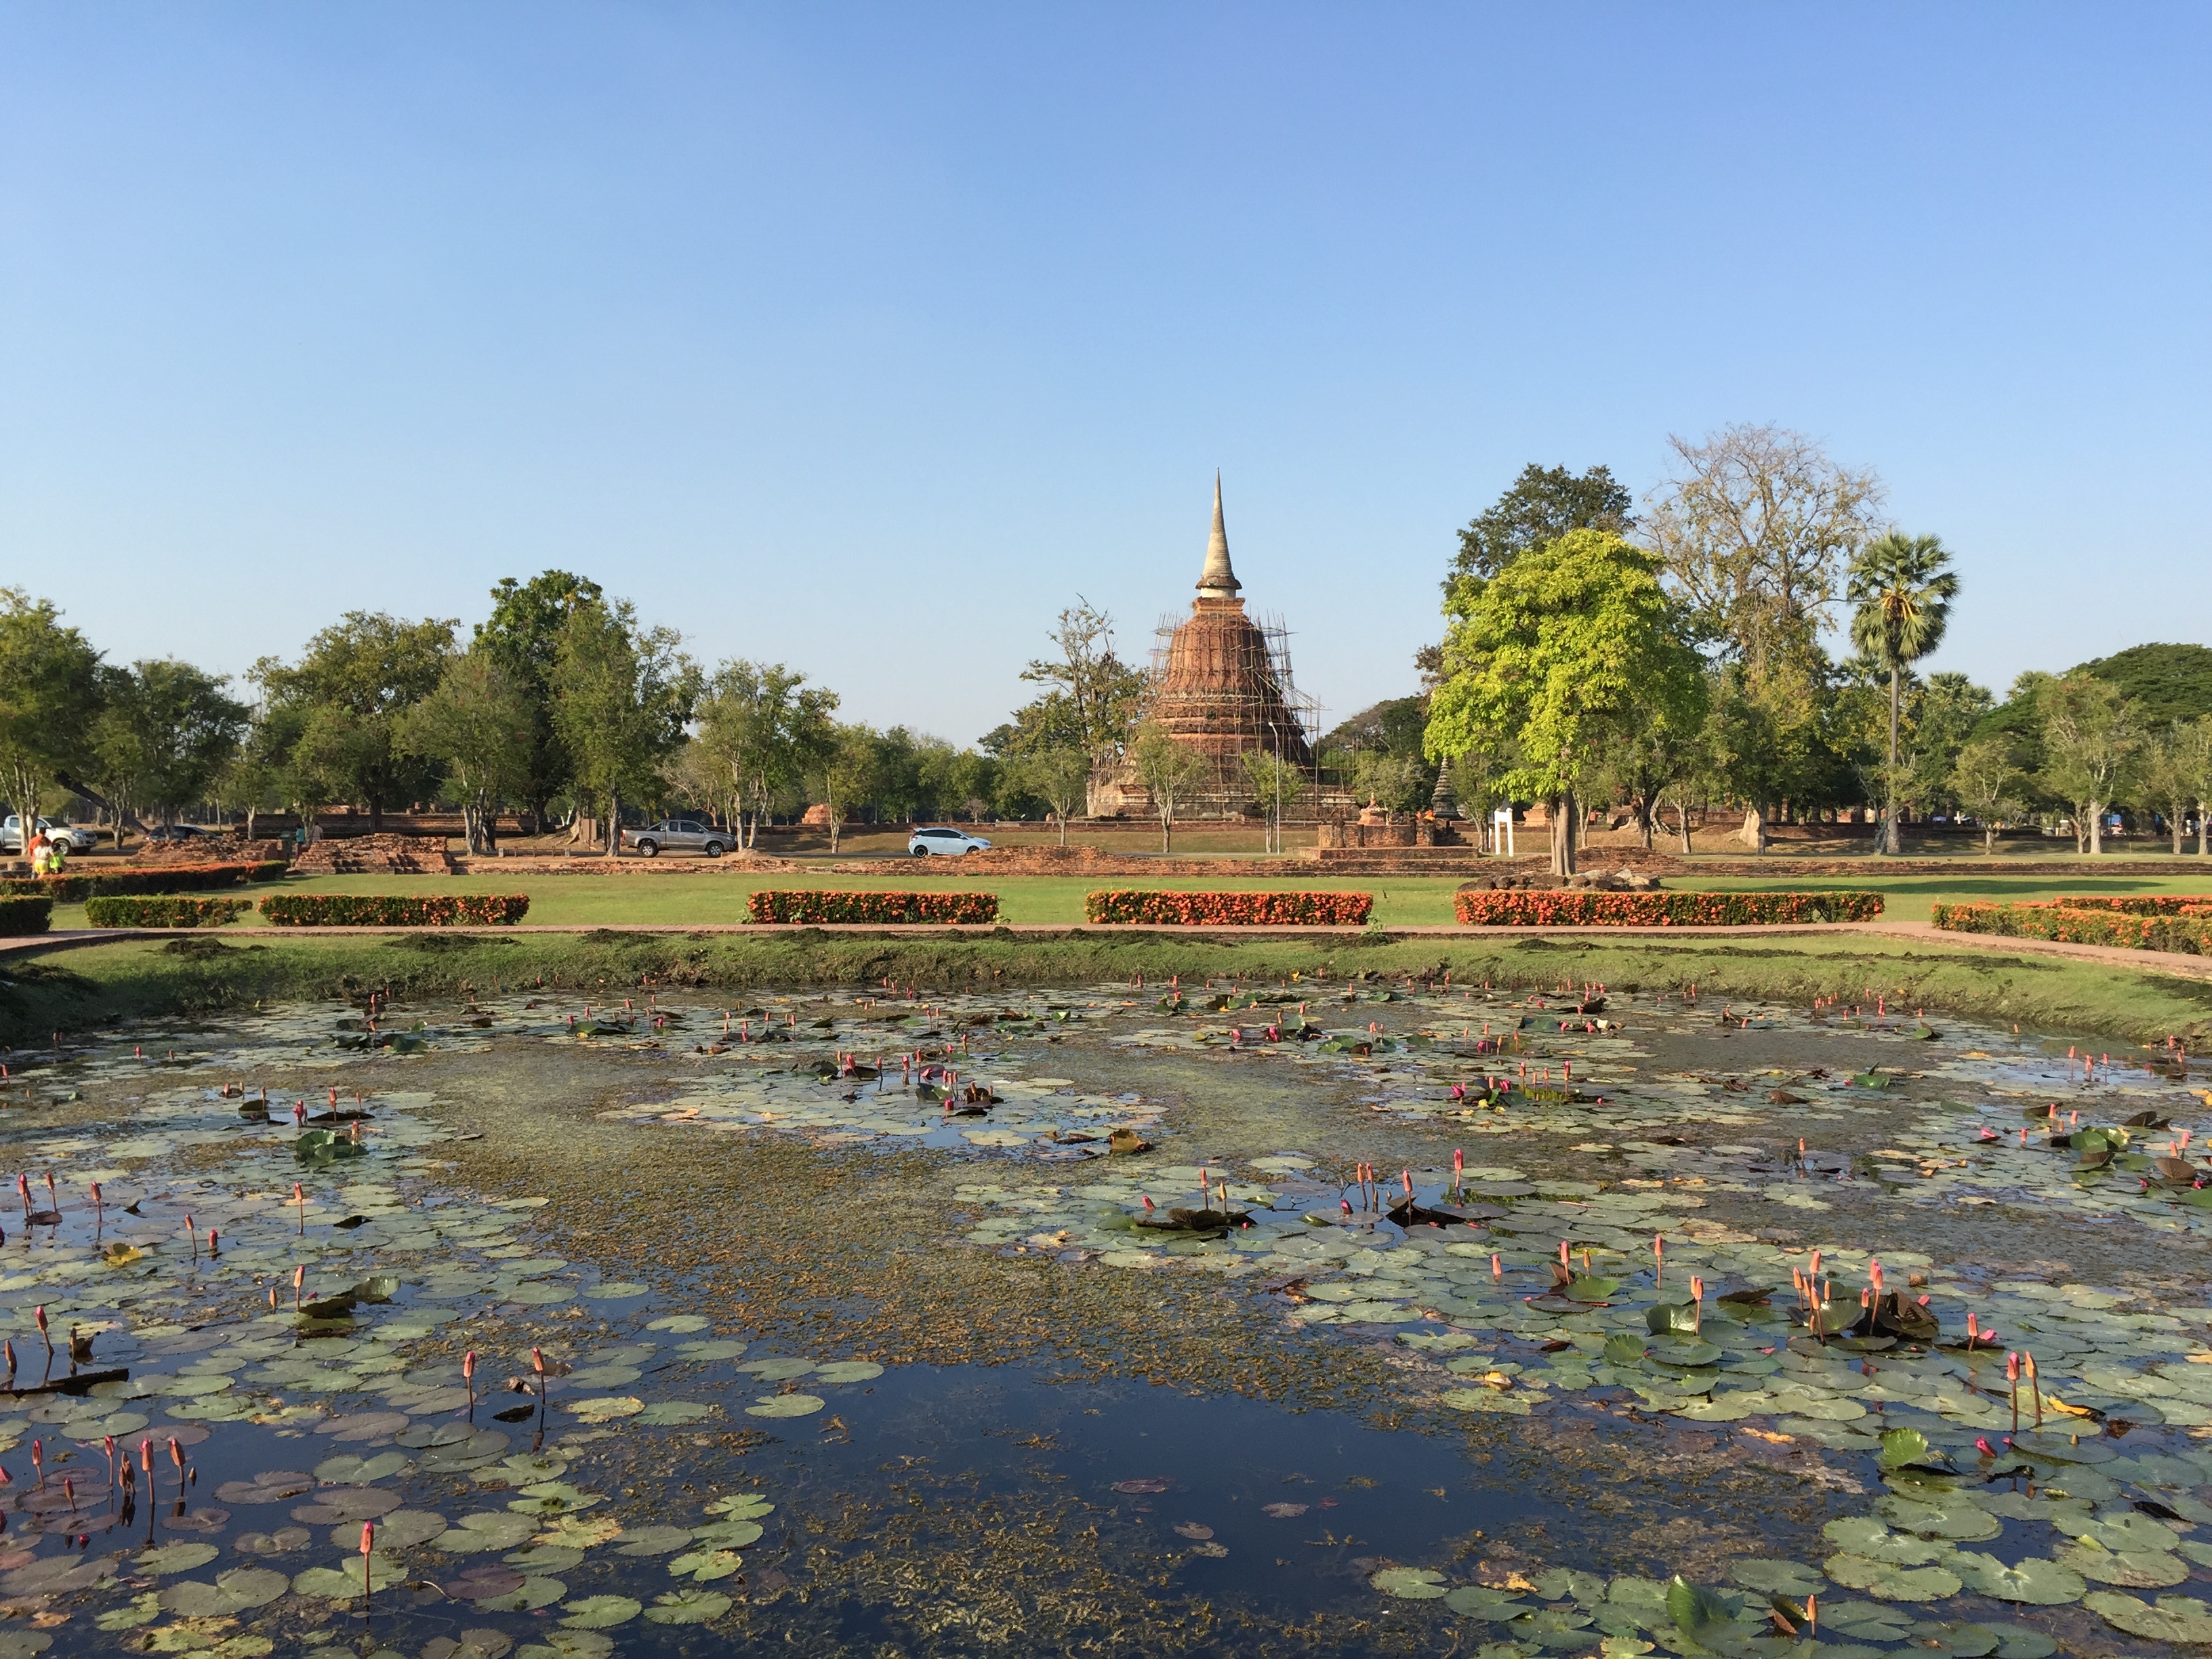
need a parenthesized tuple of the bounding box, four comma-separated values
(1092, 476, 1317, 819)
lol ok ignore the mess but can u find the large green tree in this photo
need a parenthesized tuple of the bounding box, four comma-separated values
(1013, 599, 1146, 781)
(2039, 674, 2139, 854)
(1448, 464, 1633, 585)
(549, 600, 696, 857)
(693, 661, 838, 849)
(1132, 725, 1204, 854)
(0, 590, 101, 836)
(89, 660, 249, 836)
(402, 647, 537, 855)
(474, 571, 606, 833)
(1426, 529, 1703, 876)
(253, 612, 456, 828)
(1847, 532, 1960, 855)
(1647, 425, 1883, 844)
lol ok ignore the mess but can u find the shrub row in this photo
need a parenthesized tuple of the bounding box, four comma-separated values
(0, 861, 286, 901)
(258, 895, 530, 927)
(2040, 895, 2212, 916)
(1932, 899, 2212, 954)
(85, 896, 255, 928)
(749, 890, 999, 925)
(1083, 890, 1374, 926)
(0, 897, 52, 937)
(1454, 889, 1885, 927)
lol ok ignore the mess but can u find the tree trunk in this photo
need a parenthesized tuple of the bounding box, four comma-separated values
(1675, 795, 1694, 854)
(1160, 808, 1172, 855)
(2200, 799, 2209, 857)
(1550, 790, 1578, 877)
(2174, 813, 2186, 856)
(606, 790, 621, 858)
(2088, 799, 2104, 855)
(1983, 819, 1997, 855)
(244, 804, 257, 842)
(1884, 665, 1901, 856)
(1738, 802, 1767, 852)
(1057, 809, 1069, 848)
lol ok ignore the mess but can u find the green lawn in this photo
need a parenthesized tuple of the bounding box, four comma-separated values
(45, 863, 2212, 930)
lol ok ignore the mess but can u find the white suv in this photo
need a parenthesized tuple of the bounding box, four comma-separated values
(907, 826, 991, 857)
(1, 817, 98, 854)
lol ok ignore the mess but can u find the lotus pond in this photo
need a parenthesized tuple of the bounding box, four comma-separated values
(2, 965, 2212, 1656)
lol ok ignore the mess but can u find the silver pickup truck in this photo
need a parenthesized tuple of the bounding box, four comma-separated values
(621, 819, 733, 858)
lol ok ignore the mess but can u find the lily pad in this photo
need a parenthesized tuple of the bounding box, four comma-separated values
(579, 1282, 647, 1300)
(1372, 1567, 1449, 1599)
(1949, 1553, 2087, 1605)
(1445, 1584, 1527, 1618)
(568, 1396, 644, 1421)
(634, 1401, 715, 1427)
(136, 1542, 221, 1574)
(2083, 1591, 2212, 1642)
(644, 1589, 733, 1624)
(559, 1595, 642, 1629)
(476, 1574, 567, 1612)
(1728, 1558, 1824, 1597)
(813, 1361, 885, 1383)
(1824, 1554, 1962, 1601)
(745, 1393, 825, 1418)
(2058, 1542, 2189, 1588)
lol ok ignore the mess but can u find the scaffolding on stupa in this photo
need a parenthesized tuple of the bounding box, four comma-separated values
(1141, 607, 1321, 817)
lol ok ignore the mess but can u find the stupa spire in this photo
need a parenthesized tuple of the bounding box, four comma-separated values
(1195, 470, 1242, 597)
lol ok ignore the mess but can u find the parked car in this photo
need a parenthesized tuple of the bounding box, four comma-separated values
(142, 824, 204, 842)
(623, 819, 732, 858)
(1, 817, 99, 853)
(907, 825, 992, 857)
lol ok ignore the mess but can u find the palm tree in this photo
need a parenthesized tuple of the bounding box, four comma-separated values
(1848, 533, 1960, 855)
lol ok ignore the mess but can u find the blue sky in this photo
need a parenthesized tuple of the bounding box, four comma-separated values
(4, 4, 2206, 743)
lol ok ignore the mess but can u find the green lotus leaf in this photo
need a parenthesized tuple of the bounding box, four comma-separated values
(1823, 1554, 1961, 1601)
(95, 1593, 161, 1632)
(2083, 1591, 2212, 1643)
(1900, 1618, 1999, 1656)
(813, 1361, 885, 1383)
(634, 1401, 715, 1427)
(567, 1396, 643, 1420)
(506, 1544, 586, 1572)
(1664, 1576, 1739, 1638)
(1985, 1623, 2058, 1659)
(1879, 1498, 2003, 1542)
(2057, 1542, 2188, 1588)
(1532, 1568, 1607, 1604)
(211, 1568, 289, 1613)
(560, 1595, 642, 1629)
(136, 1543, 220, 1574)
(667, 1548, 743, 1582)
(1603, 1335, 1647, 1366)
(1823, 1519, 1953, 1566)
(646, 1315, 710, 1333)
(689, 1520, 764, 1549)
(1879, 1427, 1931, 1469)
(1727, 1558, 1824, 1597)
(476, 1574, 567, 1612)
(1948, 1552, 2087, 1605)
(644, 1589, 733, 1624)
(613, 1526, 695, 1556)
(744, 1393, 825, 1418)
(1445, 1585, 1527, 1618)
(518, 1635, 615, 1659)
(704, 1493, 775, 1520)
(1372, 1567, 1450, 1599)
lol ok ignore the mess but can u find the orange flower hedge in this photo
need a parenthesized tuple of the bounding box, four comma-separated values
(1454, 890, 1883, 927)
(2042, 895, 2212, 916)
(260, 894, 529, 926)
(0, 861, 287, 901)
(1933, 899, 2212, 954)
(749, 890, 999, 924)
(85, 895, 253, 928)
(1083, 890, 1374, 926)
(0, 897, 52, 937)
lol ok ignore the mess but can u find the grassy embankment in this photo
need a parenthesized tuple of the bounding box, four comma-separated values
(37, 865, 2212, 930)
(5, 927, 2212, 1051)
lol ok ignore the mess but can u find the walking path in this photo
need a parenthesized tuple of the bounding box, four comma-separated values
(4, 919, 2210, 981)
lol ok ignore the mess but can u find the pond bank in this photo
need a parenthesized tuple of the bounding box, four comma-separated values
(2, 930, 2209, 1052)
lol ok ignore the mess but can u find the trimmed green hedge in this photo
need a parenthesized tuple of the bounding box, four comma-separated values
(749, 890, 999, 924)
(0, 897, 52, 937)
(1454, 889, 1884, 926)
(85, 895, 253, 928)
(0, 861, 286, 901)
(1933, 899, 2212, 954)
(259, 894, 529, 927)
(1083, 890, 1374, 926)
